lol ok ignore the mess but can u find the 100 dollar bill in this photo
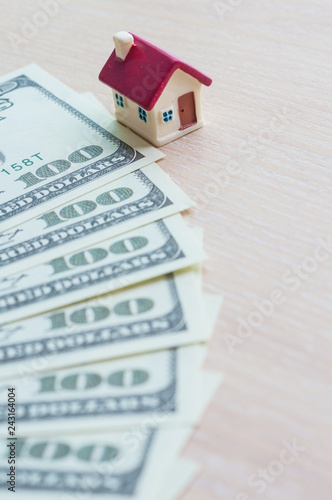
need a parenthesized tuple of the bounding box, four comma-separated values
(0, 428, 190, 500)
(0, 270, 210, 379)
(0, 346, 203, 435)
(0, 163, 193, 278)
(0, 65, 163, 232)
(0, 215, 205, 325)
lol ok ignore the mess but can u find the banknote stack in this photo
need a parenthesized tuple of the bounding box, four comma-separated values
(0, 65, 222, 500)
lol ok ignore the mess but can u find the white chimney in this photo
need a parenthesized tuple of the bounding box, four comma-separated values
(113, 32, 134, 61)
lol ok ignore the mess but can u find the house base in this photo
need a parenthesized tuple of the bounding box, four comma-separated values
(115, 115, 204, 147)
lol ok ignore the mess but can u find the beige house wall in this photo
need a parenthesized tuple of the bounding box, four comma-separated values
(113, 69, 204, 147)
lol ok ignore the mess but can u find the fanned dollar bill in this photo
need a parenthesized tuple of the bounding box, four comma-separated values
(0, 66, 223, 500)
(0, 345, 204, 435)
(0, 427, 191, 500)
(0, 215, 205, 325)
(0, 65, 163, 232)
(0, 163, 193, 278)
(0, 270, 209, 379)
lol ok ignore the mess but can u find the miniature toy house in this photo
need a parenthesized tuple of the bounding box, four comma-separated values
(99, 32, 212, 147)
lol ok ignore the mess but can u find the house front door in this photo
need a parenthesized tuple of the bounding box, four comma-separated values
(178, 92, 197, 130)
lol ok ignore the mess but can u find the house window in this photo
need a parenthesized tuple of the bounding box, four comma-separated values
(115, 93, 124, 108)
(162, 110, 173, 123)
(138, 107, 147, 123)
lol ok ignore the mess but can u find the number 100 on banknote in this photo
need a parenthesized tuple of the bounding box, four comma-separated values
(0, 65, 163, 232)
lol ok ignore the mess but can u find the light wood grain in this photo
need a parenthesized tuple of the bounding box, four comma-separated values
(1, 1, 332, 499)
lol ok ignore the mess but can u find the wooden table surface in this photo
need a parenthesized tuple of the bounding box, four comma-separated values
(1, 1, 331, 499)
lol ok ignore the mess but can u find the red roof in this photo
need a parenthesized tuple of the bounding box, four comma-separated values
(99, 33, 212, 111)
